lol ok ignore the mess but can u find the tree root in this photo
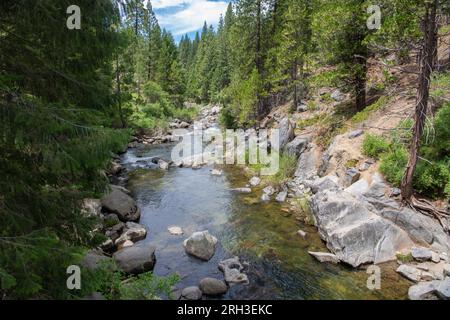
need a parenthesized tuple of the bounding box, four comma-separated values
(407, 196, 449, 233)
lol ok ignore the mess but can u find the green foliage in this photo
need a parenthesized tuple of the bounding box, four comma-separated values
(83, 259, 180, 300)
(352, 96, 389, 123)
(379, 146, 409, 186)
(362, 134, 390, 159)
(269, 153, 298, 186)
(414, 159, 450, 198)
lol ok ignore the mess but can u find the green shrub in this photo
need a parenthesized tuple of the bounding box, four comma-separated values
(269, 152, 298, 186)
(379, 145, 408, 186)
(362, 134, 390, 159)
(414, 159, 450, 198)
(352, 96, 389, 124)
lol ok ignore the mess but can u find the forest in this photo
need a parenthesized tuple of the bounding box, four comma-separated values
(0, 0, 449, 300)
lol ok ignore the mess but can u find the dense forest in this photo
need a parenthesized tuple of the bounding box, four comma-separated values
(0, 0, 449, 300)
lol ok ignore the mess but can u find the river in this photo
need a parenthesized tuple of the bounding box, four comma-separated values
(120, 142, 410, 300)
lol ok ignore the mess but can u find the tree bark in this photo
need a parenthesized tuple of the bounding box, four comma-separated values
(401, 0, 439, 201)
(116, 55, 126, 129)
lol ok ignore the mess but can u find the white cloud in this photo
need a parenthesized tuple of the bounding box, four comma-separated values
(154, 0, 229, 36)
(150, 0, 192, 9)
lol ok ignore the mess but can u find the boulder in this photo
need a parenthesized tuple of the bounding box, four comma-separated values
(211, 169, 223, 176)
(306, 175, 339, 194)
(308, 251, 340, 264)
(183, 231, 218, 261)
(249, 176, 261, 187)
(396, 264, 422, 282)
(179, 122, 190, 129)
(411, 247, 433, 262)
(81, 250, 111, 271)
(109, 161, 122, 175)
(345, 179, 369, 198)
(278, 118, 295, 149)
(181, 286, 202, 300)
(408, 281, 440, 300)
(444, 264, 450, 277)
(114, 222, 147, 246)
(199, 278, 228, 296)
(284, 136, 309, 158)
(310, 189, 414, 267)
(436, 277, 450, 299)
(294, 144, 320, 182)
(113, 242, 156, 274)
(218, 257, 249, 286)
(101, 188, 141, 222)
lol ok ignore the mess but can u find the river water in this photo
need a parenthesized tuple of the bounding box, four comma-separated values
(120, 143, 410, 300)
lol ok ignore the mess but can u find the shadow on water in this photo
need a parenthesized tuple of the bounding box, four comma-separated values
(121, 143, 410, 300)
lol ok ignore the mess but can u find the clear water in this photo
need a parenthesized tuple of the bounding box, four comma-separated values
(121, 143, 410, 300)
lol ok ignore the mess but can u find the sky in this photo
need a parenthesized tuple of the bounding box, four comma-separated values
(149, 0, 231, 42)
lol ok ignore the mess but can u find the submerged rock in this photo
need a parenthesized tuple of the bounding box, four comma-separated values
(199, 278, 228, 296)
(275, 191, 288, 203)
(183, 231, 218, 261)
(168, 226, 183, 235)
(218, 257, 249, 286)
(308, 251, 340, 264)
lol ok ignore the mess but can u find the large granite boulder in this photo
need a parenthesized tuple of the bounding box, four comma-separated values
(284, 136, 309, 158)
(113, 243, 156, 274)
(310, 189, 414, 267)
(294, 143, 320, 182)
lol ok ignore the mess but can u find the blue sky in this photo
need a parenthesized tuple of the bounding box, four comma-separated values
(149, 0, 231, 42)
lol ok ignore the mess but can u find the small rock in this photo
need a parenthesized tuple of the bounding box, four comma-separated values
(211, 169, 222, 176)
(218, 257, 249, 286)
(308, 251, 340, 264)
(443, 264, 450, 277)
(183, 231, 218, 261)
(344, 168, 361, 186)
(297, 104, 308, 112)
(181, 286, 202, 300)
(408, 281, 439, 300)
(114, 222, 147, 246)
(348, 130, 364, 139)
(199, 278, 228, 296)
(431, 252, 440, 263)
(297, 230, 307, 239)
(275, 191, 287, 203)
(412, 247, 433, 262)
(396, 264, 421, 282)
(249, 176, 261, 187)
(179, 122, 190, 129)
(99, 239, 114, 252)
(158, 159, 169, 170)
(168, 226, 183, 235)
(261, 193, 271, 202)
(390, 187, 401, 197)
(262, 186, 277, 196)
(358, 162, 371, 171)
(231, 188, 252, 193)
(331, 89, 344, 102)
(436, 277, 450, 300)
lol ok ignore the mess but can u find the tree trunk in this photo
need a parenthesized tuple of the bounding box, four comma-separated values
(116, 56, 126, 129)
(401, 0, 438, 201)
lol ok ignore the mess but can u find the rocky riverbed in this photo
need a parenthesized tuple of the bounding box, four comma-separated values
(81, 104, 449, 300)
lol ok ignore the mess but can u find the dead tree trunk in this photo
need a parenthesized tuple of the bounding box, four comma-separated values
(401, 0, 439, 201)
